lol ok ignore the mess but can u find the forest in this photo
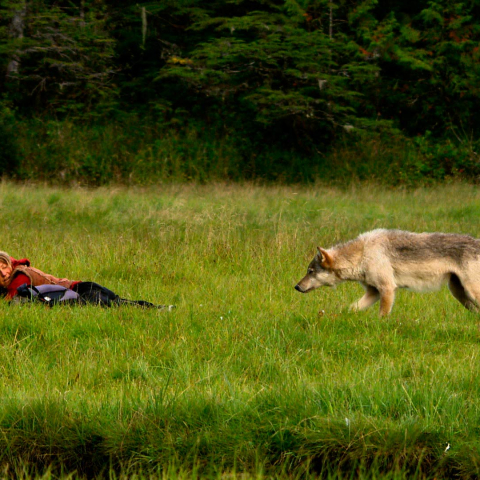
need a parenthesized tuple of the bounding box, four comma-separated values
(1, 0, 480, 185)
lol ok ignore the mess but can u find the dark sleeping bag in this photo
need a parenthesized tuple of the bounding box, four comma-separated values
(16, 281, 173, 309)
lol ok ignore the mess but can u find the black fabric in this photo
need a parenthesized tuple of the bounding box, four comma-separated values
(72, 281, 166, 308)
(115, 297, 160, 308)
(71, 282, 119, 306)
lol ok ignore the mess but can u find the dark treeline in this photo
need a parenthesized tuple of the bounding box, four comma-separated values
(1, 0, 480, 184)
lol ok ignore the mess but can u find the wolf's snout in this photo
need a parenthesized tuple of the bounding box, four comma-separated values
(295, 284, 305, 293)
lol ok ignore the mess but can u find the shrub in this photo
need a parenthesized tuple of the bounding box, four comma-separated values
(0, 101, 20, 177)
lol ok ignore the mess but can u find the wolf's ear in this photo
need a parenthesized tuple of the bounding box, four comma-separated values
(317, 247, 334, 269)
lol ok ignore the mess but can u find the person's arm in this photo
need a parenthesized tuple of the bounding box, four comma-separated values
(6, 272, 31, 299)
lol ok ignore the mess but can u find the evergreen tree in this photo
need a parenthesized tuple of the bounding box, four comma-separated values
(159, 0, 384, 148)
(351, 0, 480, 137)
(0, 0, 118, 117)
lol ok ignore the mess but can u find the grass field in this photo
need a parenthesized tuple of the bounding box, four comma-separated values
(1, 182, 480, 479)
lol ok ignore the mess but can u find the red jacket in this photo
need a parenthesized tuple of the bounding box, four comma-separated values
(6, 257, 80, 299)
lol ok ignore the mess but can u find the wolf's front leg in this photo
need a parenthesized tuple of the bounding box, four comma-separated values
(378, 288, 395, 316)
(350, 285, 380, 312)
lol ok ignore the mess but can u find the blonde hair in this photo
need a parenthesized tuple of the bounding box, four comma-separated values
(0, 251, 11, 268)
(0, 252, 12, 288)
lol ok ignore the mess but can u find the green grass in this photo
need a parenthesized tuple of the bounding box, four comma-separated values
(1, 182, 480, 478)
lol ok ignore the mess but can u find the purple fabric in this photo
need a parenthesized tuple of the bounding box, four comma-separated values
(33, 284, 80, 302)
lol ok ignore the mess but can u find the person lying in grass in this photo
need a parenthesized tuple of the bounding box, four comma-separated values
(0, 251, 174, 309)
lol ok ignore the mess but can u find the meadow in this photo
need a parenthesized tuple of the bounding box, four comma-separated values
(0, 182, 480, 479)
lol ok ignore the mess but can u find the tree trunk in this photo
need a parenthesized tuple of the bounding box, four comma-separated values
(329, 2, 333, 40)
(80, 0, 85, 28)
(141, 6, 147, 47)
(6, 1, 27, 78)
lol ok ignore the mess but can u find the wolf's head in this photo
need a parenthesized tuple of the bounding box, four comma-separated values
(295, 247, 340, 293)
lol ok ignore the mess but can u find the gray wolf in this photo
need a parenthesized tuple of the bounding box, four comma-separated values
(294, 229, 480, 316)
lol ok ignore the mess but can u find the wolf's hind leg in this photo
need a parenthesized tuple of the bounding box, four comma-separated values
(449, 274, 479, 311)
(350, 285, 380, 312)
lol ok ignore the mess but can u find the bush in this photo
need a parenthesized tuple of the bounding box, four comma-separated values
(10, 117, 480, 186)
(412, 132, 480, 181)
(318, 131, 480, 186)
(0, 102, 20, 177)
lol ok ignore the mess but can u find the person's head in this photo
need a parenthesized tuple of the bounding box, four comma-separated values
(0, 252, 13, 287)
